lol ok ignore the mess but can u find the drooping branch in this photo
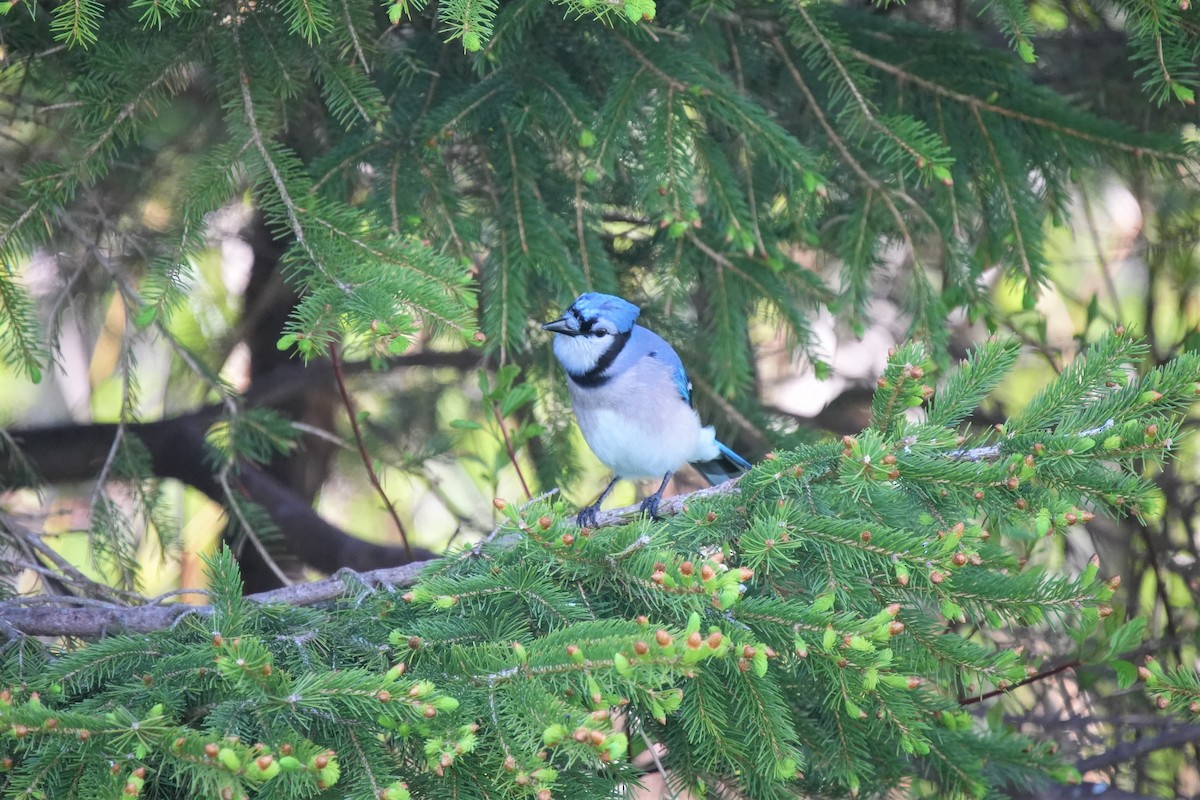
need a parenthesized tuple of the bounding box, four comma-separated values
(2, 409, 436, 572)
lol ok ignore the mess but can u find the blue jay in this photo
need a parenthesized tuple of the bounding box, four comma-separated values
(542, 292, 752, 527)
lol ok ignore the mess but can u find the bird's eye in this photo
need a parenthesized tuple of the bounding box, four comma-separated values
(593, 328, 609, 338)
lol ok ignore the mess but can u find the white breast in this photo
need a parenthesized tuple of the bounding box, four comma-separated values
(568, 358, 719, 478)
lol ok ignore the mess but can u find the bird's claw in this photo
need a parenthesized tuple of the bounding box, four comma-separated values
(576, 504, 601, 528)
(638, 494, 663, 520)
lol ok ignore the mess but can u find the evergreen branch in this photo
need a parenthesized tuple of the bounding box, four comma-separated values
(769, 35, 937, 249)
(502, 119, 529, 254)
(339, 0, 370, 72)
(330, 341, 415, 560)
(842, 45, 1189, 162)
(970, 104, 1033, 282)
(233, 39, 347, 293)
(614, 34, 687, 92)
(790, 3, 929, 170)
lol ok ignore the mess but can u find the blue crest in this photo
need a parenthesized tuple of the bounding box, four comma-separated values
(569, 292, 641, 332)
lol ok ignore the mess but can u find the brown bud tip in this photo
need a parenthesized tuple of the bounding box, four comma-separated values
(700, 564, 716, 581)
(503, 755, 517, 771)
(408, 636, 421, 650)
(687, 631, 703, 649)
(885, 603, 901, 617)
(679, 561, 694, 576)
(423, 705, 437, 718)
(1064, 513, 1078, 525)
(537, 790, 552, 800)
(1107, 575, 1121, 590)
(472, 331, 487, 343)
(742, 645, 757, 660)
(212, 633, 223, 647)
(906, 676, 921, 689)
(764, 452, 778, 461)
(1145, 424, 1159, 438)
(860, 530, 872, 543)
(1157, 695, 1170, 709)
(377, 690, 391, 702)
(656, 630, 672, 647)
(1015, 498, 1028, 510)
(560, 533, 575, 546)
(739, 567, 754, 581)
(1138, 666, 1153, 681)
(280, 744, 293, 756)
(889, 621, 906, 636)
(78, 730, 90, 740)
(538, 515, 552, 530)
(877, 377, 889, 388)
(842, 435, 856, 447)
(881, 454, 896, 465)
(1006, 477, 1020, 491)
(764, 646, 777, 658)
(589, 729, 605, 746)
(974, 490, 985, 500)
(952, 552, 967, 566)
(205, 743, 220, 758)
(566, 644, 580, 657)
(968, 553, 983, 566)
(897, 573, 910, 587)
(492, 497, 507, 510)
(315, 755, 329, 769)
(929, 570, 945, 584)
(256, 755, 274, 771)
(636, 615, 649, 625)
(653, 561, 666, 572)
(705, 511, 717, 522)
(401, 592, 415, 603)
(634, 641, 649, 655)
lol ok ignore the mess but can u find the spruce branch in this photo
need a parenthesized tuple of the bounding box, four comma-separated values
(840, 45, 1190, 163)
(970, 103, 1035, 282)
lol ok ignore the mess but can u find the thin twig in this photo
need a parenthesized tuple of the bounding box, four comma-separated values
(959, 659, 1080, 705)
(491, 400, 532, 501)
(329, 342, 414, 560)
(217, 470, 294, 587)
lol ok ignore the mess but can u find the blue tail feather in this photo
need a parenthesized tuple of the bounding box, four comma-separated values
(693, 440, 752, 486)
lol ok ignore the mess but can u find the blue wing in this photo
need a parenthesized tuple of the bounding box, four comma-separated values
(632, 325, 694, 406)
(646, 344, 692, 405)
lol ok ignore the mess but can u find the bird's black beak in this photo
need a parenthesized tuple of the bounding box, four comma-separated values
(542, 318, 575, 335)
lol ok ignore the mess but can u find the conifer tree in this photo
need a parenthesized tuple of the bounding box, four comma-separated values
(2, 0, 1200, 797)
(3, 333, 1200, 798)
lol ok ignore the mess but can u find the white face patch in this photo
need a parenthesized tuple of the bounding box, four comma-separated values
(552, 331, 613, 374)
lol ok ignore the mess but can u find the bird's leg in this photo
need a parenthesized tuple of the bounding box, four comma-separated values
(638, 472, 673, 520)
(577, 476, 620, 528)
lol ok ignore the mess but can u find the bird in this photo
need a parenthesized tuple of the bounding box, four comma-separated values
(542, 292, 752, 527)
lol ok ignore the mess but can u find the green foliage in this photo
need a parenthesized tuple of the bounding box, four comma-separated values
(4, 335, 1199, 798)
(3, 0, 1200, 795)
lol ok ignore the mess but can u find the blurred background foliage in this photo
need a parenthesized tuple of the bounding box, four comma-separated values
(1, 0, 1200, 795)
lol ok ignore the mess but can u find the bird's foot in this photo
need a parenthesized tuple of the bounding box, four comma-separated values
(638, 493, 663, 520)
(576, 504, 601, 529)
